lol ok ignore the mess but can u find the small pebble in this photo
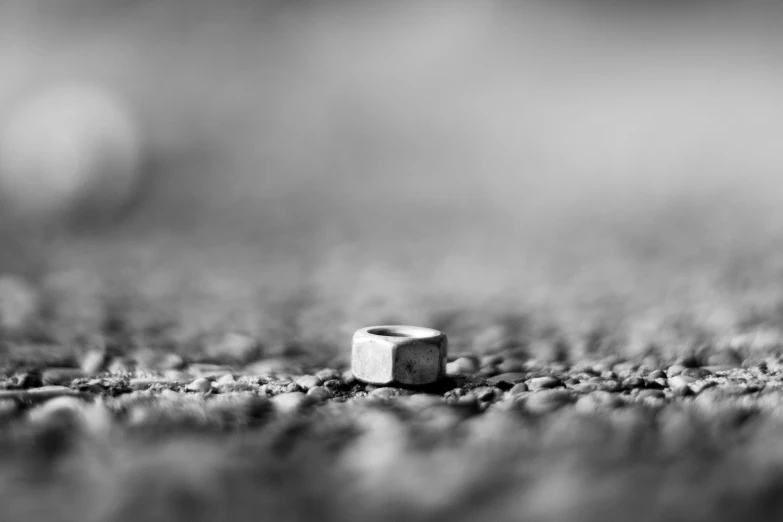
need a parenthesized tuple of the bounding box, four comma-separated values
(471, 387, 496, 401)
(669, 375, 697, 388)
(456, 394, 478, 407)
(295, 375, 323, 390)
(572, 372, 594, 380)
(186, 378, 212, 393)
(306, 386, 333, 402)
(342, 370, 357, 386)
(267, 381, 300, 394)
(648, 370, 666, 380)
(671, 384, 694, 397)
(571, 383, 600, 394)
(508, 383, 528, 395)
(681, 367, 712, 379)
(323, 379, 343, 392)
(370, 387, 410, 399)
(487, 372, 527, 384)
(667, 365, 686, 376)
(622, 377, 645, 389)
(527, 376, 563, 390)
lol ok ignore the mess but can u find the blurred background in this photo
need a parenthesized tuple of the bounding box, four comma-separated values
(1, 0, 783, 364)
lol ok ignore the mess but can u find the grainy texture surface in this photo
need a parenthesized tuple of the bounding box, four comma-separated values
(1, 1, 783, 521)
(0, 351, 782, 522)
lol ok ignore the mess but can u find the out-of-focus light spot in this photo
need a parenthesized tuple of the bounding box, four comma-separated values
(0, 81, 142, 226)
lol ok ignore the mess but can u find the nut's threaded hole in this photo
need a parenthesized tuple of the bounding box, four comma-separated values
(367, 326, 438, 338)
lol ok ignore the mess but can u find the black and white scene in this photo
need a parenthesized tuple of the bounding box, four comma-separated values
(0, 1, 782, 520)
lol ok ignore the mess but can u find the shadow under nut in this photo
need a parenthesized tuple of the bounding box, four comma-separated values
(351, 325, 448, 386)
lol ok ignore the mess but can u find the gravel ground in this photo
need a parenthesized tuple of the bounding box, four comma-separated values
(2, 2, 783, 521)
(1, 346, 783, 521)
(3, 209, 783, 522)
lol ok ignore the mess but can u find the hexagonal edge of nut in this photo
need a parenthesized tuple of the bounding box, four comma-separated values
(392, 335, 447, 385)
(351, 333, 396, 385)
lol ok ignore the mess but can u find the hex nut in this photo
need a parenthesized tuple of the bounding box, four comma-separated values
(351, 325, 448, 386)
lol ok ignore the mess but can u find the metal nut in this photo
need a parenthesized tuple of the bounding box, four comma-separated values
(351, 325, 447, 386)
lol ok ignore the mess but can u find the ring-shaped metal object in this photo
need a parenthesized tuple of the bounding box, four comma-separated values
(352, 325, 447, 386)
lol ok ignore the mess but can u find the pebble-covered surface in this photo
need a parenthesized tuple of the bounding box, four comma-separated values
(4, 349, 783, 521)
(1, 350, 777, 411)
(3, 2, 783, 520)
(2, 352, 777, 415)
